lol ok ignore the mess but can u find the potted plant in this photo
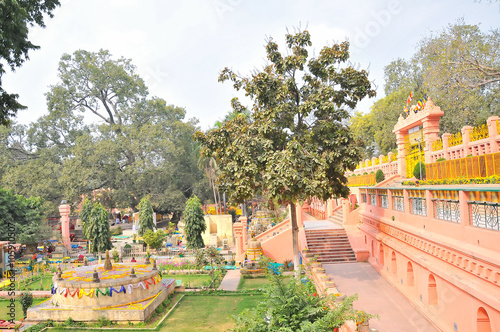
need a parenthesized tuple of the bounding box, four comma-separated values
(133, 234, 137, 243)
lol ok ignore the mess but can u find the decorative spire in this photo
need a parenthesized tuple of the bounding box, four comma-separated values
(56, 265, 63, 280)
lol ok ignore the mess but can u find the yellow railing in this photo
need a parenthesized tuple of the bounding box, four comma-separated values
(432, 139, 443, 151)
(390, 153, 398, 162)
(374, 159, 380, 165)
(426, 151, 500, 181)
(347, 173, 376, 187)
(367, 160, 372, 167)
(497, 120, 500, 135)
(470, 124, 489, 142)
(449, 132, 463, 147)
(382, 155, 388, 163)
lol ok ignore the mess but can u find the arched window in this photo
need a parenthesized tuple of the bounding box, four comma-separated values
(428, 274, 438, 305)
(477, 307, 492, 332)
(407, 261, 414, 287)
(391, 251, 397, 275)
(379, 244, 384, 265)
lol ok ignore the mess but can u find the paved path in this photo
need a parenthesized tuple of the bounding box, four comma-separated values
(324, 262, 438, 332)
(303, 219, 343, 230)
(218, 269, 240, 291)
(0, 290, 50, 298)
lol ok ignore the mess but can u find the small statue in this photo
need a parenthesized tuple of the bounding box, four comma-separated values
(56, 265, 63, 280)
(84, 257, 89, 266)
(130, 268, 137, 278)
(92, 268, 100, 283)
(152, 259, 157, 270)
(104, 250, 113, 270)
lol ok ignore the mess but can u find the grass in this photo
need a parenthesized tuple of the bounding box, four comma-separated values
(0, 298, 45, 321)
(158, 294, 263, 331)
(16, 276, 53, 291)
(167, 274, 213, 288)
(39, 294, 263, 332)
(237, 277, 272, 290)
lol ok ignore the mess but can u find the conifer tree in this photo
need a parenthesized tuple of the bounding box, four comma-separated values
(183, 195, 206, 249)
(138, 197, 155, 236)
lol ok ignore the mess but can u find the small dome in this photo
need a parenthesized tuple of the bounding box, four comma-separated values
(247, 237, 262, 249)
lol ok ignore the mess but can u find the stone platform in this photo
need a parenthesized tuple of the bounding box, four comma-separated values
(27, 262, 176, 322)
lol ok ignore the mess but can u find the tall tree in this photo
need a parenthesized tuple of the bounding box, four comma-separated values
(183, 195, 206, 249)
(87, 202, 112, 253)
(0, 187, 50, 249)
(196, 30, 375, 273)
(80, 197, 93, 240)
(138, 197, 154, 236)
(0, 0, 61, 125)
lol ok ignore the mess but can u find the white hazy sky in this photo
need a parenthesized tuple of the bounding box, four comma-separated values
(4, 0, 500, 130)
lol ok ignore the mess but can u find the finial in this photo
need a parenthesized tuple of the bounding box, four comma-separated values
(56, 265, 63, 280)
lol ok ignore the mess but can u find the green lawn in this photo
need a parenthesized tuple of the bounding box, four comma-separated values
(167, 274, 212, 288)
(41, 294, 263, 332)
(237, 277, 272, 290)
(158, 294, 263, 331)
(16, 276, 53, 291)
(0, 298, 46, 321)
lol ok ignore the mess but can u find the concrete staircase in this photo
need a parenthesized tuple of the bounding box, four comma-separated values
(305, 228, 357, 264)
(329, 209, 343, 226)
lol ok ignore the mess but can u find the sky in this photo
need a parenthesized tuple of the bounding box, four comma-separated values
(4, 0, 500, 130)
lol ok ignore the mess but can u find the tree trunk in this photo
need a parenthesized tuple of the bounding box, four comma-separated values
(212, 184, 219, 215)
(217, 190, 222, 215)
(290, 202, 300, 278)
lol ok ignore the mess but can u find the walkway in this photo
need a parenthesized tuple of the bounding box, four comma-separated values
(218, 269, 240, 291)
(303, 219, 343, 231)
(324, 262, 438, 332)
(0, 290, 50, 298)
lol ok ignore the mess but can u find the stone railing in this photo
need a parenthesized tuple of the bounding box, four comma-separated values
(429, 116, 500, 163)
(348, 152, 398, 179)
(255, 218, 291, 242)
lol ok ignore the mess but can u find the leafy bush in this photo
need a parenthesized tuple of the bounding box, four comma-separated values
(375, 169, 385, 183)
(413, 161, 426, 180)
(436, 158, 446, 162)
(232, 274, 372, 331)
(19, 292, 33, 318)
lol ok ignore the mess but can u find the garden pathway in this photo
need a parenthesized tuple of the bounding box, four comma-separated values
(218, 269, 240, 291)
(0, 290, 50, 298)
(324, 262, 438, 332)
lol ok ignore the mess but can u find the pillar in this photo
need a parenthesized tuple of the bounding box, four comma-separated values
(487, 116, 500, 153)
(396, 131, 406, 177)
(240, 216, 248, 251)
(442, 133, 451, 159)
(462, 126, 473, 156)
(233, 222, 244, 261)
(59, 202, 71, 250)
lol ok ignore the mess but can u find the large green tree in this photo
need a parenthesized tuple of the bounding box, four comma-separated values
(0, 0, 61, 125)
(0, 50, 209, 215)
(196, 30, 375, 272)
(183, 195, 206, 249)
(0, 187, 50, 249)
(86, 202, 112, 253)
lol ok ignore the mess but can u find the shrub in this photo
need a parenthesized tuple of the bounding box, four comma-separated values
(375, 169, 385, 183)
(19, 292, 33, 318)
(436, 158, 446, 162)
(413, 161, 426, 180)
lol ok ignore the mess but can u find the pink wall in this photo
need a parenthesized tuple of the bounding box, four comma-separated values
(352, 189, 500, 332)
(260, 227, 293, 263)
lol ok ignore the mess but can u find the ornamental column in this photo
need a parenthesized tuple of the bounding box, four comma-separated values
(59, 201, 71, 250)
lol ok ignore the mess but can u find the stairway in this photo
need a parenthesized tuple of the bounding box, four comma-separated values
(329, 209, 343, 226)
(305, 228, 357, 264)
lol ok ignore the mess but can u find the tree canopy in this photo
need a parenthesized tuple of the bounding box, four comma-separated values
(351, 21, 500, 157)
(196, 29, 375, 271)
(138, 197, 155, 236)
(0, 49, 209, 215)
(0, 187, 50, 248)
(0, 0, 60, 125)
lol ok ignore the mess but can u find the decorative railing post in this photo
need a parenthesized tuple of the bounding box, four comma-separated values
(442, 133, 451, 159)
(462, 126, 473, 156)
(487, 116, 500, 153)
